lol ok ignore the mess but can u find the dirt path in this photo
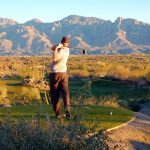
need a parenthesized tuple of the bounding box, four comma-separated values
(108, 106, 150, 150)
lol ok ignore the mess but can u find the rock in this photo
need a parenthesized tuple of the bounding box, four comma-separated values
(119, 100, 128, 107)
(0, 75, 4, 78)
(136, 78, 148, 87)
(22, 78, 49, 90)
(0, 104, 11, 108)
(3, 75, 12, 79)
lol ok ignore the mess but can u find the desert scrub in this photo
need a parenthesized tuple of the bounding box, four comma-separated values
(0, 115, 110, 150)
(0, 82, 8, 104)
(145, 70, 150, 82)
(107, 64, 130, 80)
(97, 95, 120, 108)
(128, 100, 141, 112)
(71, 95, 120, 108)
(1, 55, 150, 84)
(70, 80, 120, 108)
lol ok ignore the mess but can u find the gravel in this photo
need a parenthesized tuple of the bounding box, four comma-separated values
(108, 106, 150, 150)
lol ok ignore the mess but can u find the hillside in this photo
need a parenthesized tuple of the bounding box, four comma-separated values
(0, 15, 150, 55)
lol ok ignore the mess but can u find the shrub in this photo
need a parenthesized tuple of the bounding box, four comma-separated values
(128, 101, 141, 112)
(1, 55, 150, 82)
(139, 99, 149, 104)
(71, 81, 120, 108)
(0, 115, 110, 150)
(0, 83, 8, 104)
(97, 95, 120, 108)
(145, 70, 150, 82)
(107, 65, 130, 80)
(77, 70, 90, 78)
(71, 94, 120, 108)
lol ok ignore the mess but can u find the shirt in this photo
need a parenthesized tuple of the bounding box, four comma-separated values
(50, 47, 69, 73)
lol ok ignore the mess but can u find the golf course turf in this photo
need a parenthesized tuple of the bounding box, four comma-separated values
(0, 105, 133, 130)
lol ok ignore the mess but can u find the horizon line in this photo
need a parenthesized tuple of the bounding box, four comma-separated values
(0, 15, 150, 24)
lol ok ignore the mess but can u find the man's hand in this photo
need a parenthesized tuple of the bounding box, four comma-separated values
(51, 45, 57, 51)
(51, 44, 63, 51)
(57, 44, 63, 49)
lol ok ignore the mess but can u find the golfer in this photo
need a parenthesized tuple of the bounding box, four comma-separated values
(49, 36, 70, 120)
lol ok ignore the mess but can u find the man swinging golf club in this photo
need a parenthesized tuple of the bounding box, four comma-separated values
(49, 36, 70, 120)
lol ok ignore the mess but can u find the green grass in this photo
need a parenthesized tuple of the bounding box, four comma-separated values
(0, 77, 22, 83)
(69, 78, 150, 100)
(82, 106, 133, 129)
(0, 78, 135, 130)
(0, 105, 133, 130)
(1, 78, 149, 103)
(0, 78, 41, 103)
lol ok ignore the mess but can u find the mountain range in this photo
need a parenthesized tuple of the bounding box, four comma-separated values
(0, 15, 150, 55)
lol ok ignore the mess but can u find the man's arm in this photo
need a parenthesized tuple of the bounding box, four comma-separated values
(53, 44, 63, 62)
(53, 47, 59, 62)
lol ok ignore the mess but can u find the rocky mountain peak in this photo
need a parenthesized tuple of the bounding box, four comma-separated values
(0, 16, 150, 55)
(0, 17, 18, 26)
(115, 17, 149, 26)
(61, 15, 107, 25)
(25, 18, 43, 25)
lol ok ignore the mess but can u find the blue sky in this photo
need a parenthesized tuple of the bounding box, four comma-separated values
(0, 0, 150, 23)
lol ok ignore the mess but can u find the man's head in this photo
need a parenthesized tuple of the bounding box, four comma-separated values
(61, 36, 70, 47)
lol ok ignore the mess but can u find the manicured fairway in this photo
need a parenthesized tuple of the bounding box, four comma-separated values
(0, 105, 133, 129)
